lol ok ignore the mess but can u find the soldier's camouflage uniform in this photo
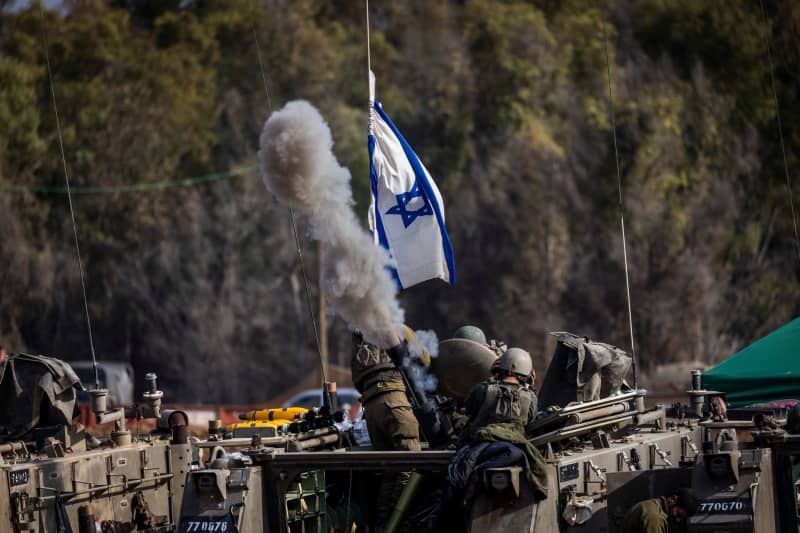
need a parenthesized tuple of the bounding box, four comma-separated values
(459, 379, 549, 499)
(619, 497, 669, 533)
(351, 342, 420, 451)
(351, 340, 420, 530)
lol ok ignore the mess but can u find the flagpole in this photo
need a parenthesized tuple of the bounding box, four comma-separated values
(365, 0, 371, 84)
(365, 0, 374, 135)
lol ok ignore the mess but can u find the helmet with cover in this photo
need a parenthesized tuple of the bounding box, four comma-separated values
(453, 325, 487, 345)
(497, 347, 533, 382)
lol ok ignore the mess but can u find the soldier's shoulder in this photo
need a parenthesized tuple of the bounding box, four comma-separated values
(638, 497, 667, 518)
(469, 378, 494, 389)
(497, 381, 530, 394)
(466, 379, 492, 398)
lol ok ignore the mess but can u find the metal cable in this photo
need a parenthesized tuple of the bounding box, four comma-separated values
(287, 210, 328, 384)
(251, 15, 327, 384)
(1, 165, 255, 194)
(251, 22, 272, 112)
(602, 16, 638, 388)
(759, 0, 800, 264)
(39, 5, 100, 389)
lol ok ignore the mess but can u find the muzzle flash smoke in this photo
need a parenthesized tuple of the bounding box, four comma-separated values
(259, 100, 404, 348)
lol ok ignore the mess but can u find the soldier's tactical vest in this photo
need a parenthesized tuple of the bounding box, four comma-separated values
(350, 342, 405, 401)
(467, 381, 533, 434)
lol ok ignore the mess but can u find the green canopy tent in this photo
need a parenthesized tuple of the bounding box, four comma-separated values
(702, 317, 800, 408)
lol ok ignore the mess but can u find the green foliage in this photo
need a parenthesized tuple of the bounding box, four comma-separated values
(0, 56, 44, 181)
(0, 0, 798, 401)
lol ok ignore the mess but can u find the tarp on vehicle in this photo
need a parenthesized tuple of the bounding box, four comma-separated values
(703, 317, 800, 407)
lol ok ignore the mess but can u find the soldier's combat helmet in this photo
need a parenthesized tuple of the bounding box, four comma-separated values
(497, 347, 533, 382)
(453, 325, 487, 345)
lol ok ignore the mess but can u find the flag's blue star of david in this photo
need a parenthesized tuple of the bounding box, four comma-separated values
(385, 181, 433, 228)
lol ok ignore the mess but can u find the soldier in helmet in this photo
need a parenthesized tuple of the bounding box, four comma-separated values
(452, 325, 509, 383)
(459, 348, 542, 453)
(446, 348, 548, 513)
(351, 331, 421, 453)
(453, 325, 507, 357)
(350, 331, 421, 531)
(453, 325, 487, 345)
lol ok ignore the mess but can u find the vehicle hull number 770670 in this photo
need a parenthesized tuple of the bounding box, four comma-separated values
(697, 498, 751, 514)
(179, 517, 235, 532)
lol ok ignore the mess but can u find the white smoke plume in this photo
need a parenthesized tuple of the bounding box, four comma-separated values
(414, 329, 440, 359)
(404, 328, 439, 392)
(259, 100, 404, 347)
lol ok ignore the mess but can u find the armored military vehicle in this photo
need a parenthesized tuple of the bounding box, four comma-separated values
(176, 385, 700, 532)
(604, 375, 800, 533)
(172, 332, 697, 533)
(171, 327, 800, 533)
(239, 388, 700, 532)
(1, 353, 192, 532)
(179, 376, 800, 533)
(178, 389, 350, 533)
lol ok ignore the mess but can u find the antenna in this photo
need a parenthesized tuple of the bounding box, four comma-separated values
(759, 0, 800, 264)
(250, 13, 329, 390)
(601, 15, 638, 389)
(38, 4, 100, 390)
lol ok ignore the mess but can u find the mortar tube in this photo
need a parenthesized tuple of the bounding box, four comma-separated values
(566, 402, 628, 425)
(289, 433, 339, 451)
(295, 427, 335, 440)
(384, 472, 424, 533)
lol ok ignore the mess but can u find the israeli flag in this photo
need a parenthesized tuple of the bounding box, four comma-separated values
(368, 72, 455, 289)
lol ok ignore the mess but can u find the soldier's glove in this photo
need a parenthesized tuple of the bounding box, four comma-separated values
(386, 341, 410, 368)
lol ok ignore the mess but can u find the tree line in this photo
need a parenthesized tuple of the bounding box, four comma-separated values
(0, 0, 798, 402)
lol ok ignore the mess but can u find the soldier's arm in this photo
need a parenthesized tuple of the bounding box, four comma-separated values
(525, 391, 539, 434)
(642, 513, 668, 533)
(464, 383, 486, 419)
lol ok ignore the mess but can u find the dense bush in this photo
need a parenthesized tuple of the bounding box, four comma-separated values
(1, 0, 798, 401)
